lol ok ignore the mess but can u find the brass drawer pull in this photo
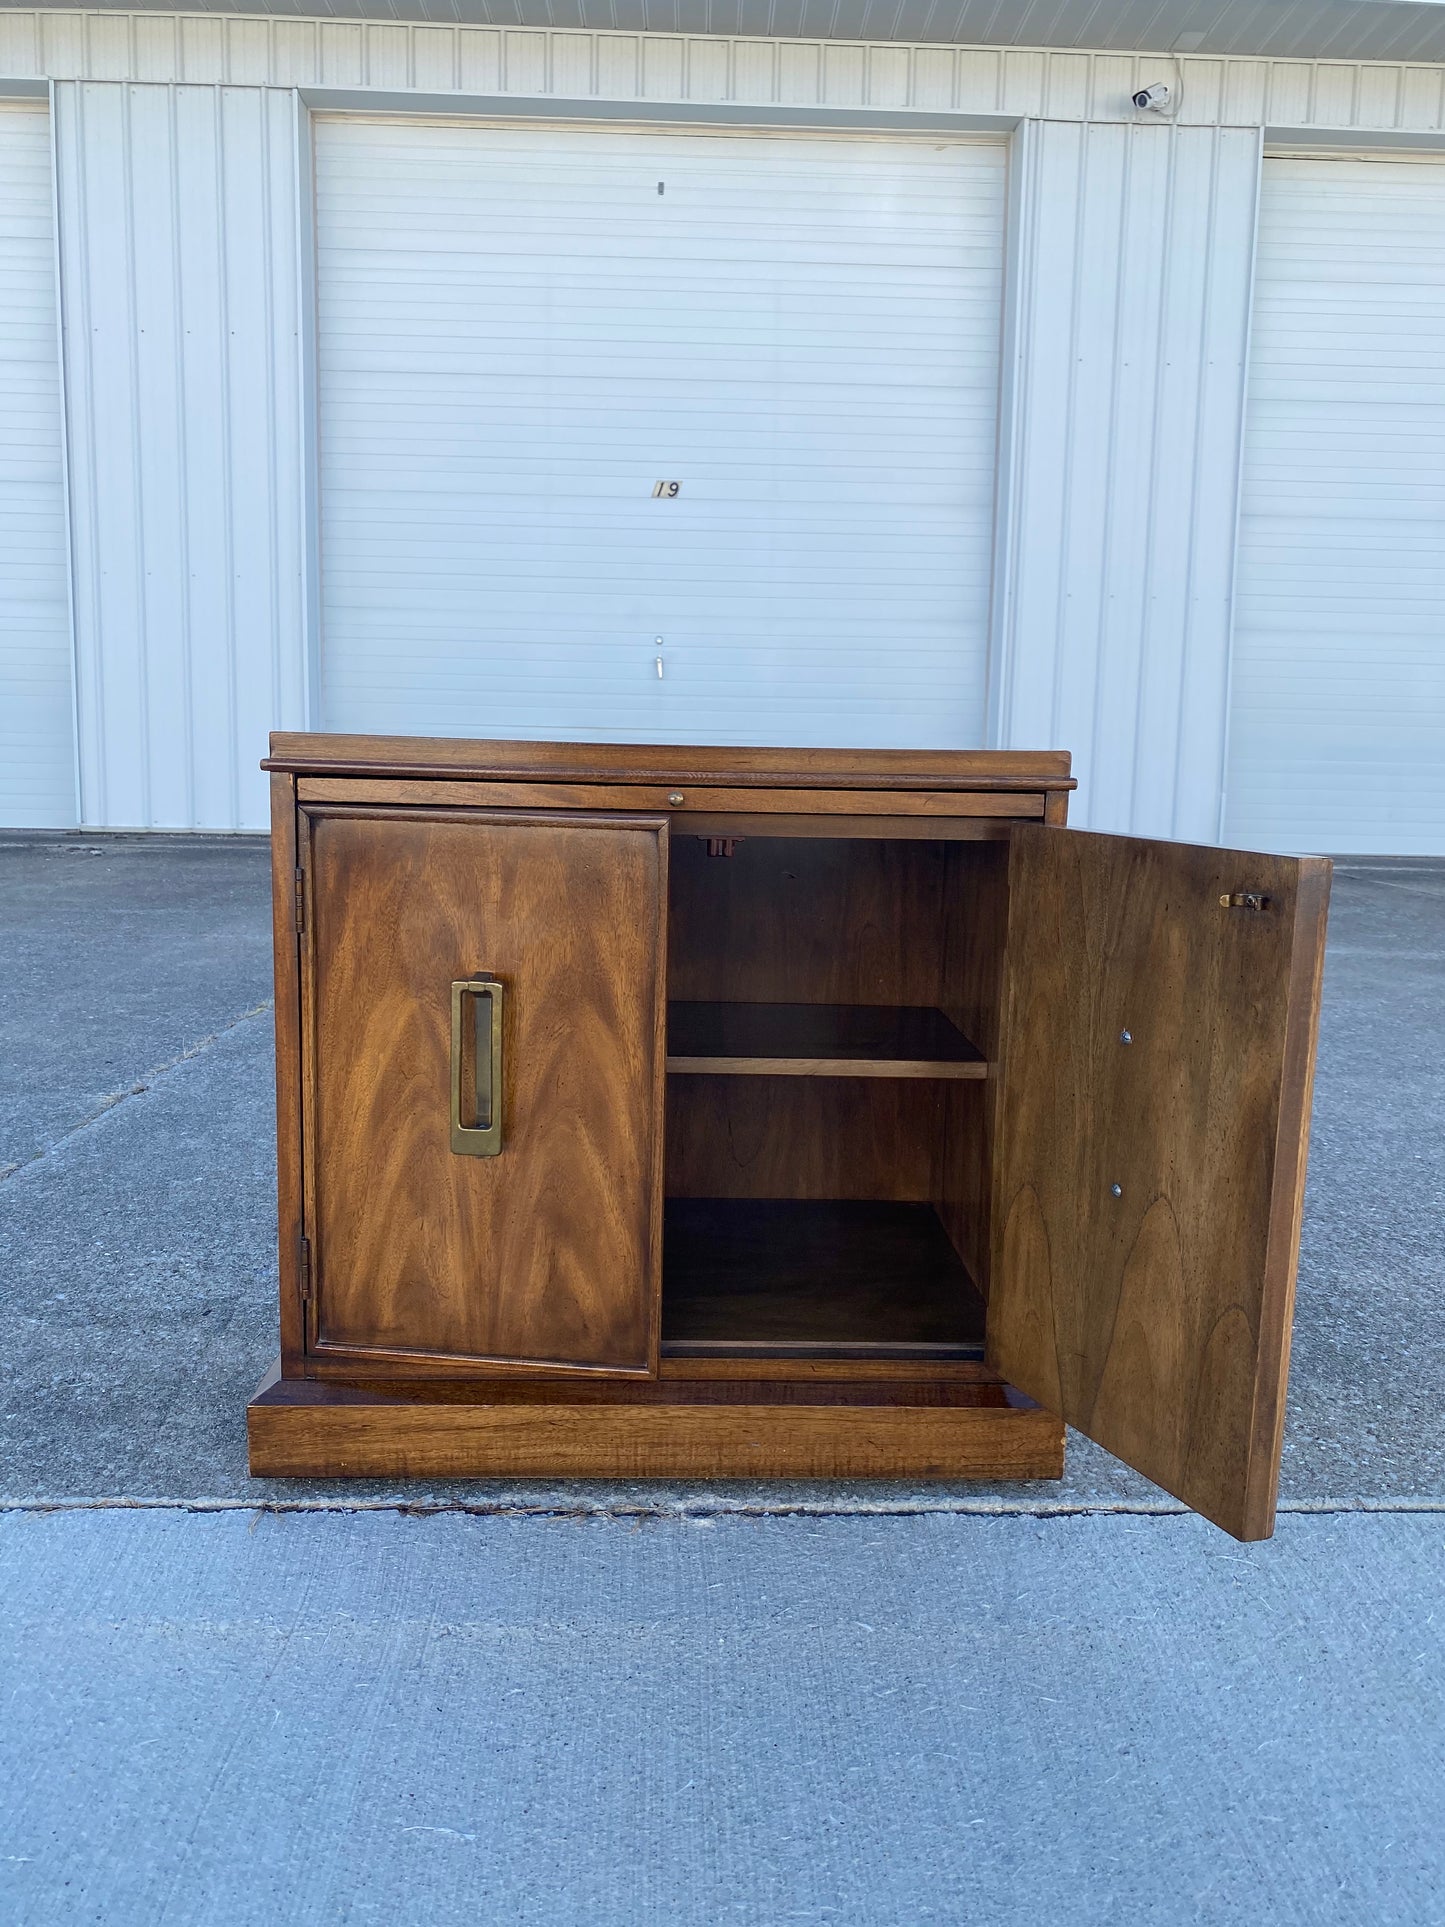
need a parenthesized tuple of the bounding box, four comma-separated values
(450, 975, 504, 1156)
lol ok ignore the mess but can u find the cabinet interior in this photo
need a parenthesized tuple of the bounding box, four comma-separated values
(662, 833, 1009, 1360)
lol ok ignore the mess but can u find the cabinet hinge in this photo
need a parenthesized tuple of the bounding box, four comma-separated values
(297, 1235, 312, 1301)
(294, 866, 306, 934)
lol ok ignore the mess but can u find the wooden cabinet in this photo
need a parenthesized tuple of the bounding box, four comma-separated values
(249, 735, 1331, 1542)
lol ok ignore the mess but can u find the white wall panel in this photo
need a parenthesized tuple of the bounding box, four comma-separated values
(53, 80, 307, 829)
(4, 17, 1445, 135)
(1228, 157, 1445, 854)
(0, 100, 73, 829)
(316, 119, 1005, 748)
(994, 120, 1260, 839)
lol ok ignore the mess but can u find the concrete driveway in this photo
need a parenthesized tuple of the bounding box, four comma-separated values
(1, 835, 1442, 1924)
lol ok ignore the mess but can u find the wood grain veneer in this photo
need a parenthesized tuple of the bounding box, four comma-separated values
(270, 772, 306, 1371)
(664, 1075, 946, 1201)
(295, 777, 1045, 820)
(247, 1360, 1064, 1480)
(661, 1198, 985, 1357)
(268, 732, 1075, 793)
(986, 825, 1331, 1542)
(665, 1001, 986, 1080)
(299, 805, 667, 1376)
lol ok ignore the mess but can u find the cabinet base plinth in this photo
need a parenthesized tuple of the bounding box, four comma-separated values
(247, 1361, 1065, 1482)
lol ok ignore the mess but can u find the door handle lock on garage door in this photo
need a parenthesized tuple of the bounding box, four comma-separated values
(450, 975, 504, 1156)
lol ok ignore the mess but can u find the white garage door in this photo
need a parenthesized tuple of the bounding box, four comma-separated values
(315, 118, 1005, 748)
(0, 102, 73, 828)
(1228, 155, 1445, 854)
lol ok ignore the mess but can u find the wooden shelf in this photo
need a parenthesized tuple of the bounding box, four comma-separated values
(665, 1001, 987, 1080)
(661, 1199, 986, 1360)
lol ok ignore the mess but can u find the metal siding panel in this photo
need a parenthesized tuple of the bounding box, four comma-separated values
(221, 85, 280, 830)
(268, 88, 308, 754)
(69, 82, 150, 827)
(734, 38, 777, 103)
(178, 15, 226, 86)
(175, 82, 232, 830)
(503, 31, 549, 94)
(998, 119, 1258, 839)
(315, 119, 1005, 748)
(1174, 125, 1257, 841)
(1129, 128, 1220, 837)
(457, 29, 503, 95)
(129, 83, 190, 828)
(956, 47, 1004, 113)
(1003, 119, 1080, 751)
(642, 36, 684, 100)
(55, 79, 306, 831)
(38, 14, 86, 81)
(4, 21, 1445, 136)
(0, 13, 41, 77)
(911, 47, 955, 110)
(1179, 60, 1225, 127)
(1088, 121, 1171, 835)
(7, 7, 1445, 74)
(1050, 123, 1127, 812)
(226, 18, 273, 88)
(1400, 66, 1445, 133)
(777, 41, 821, 106)
(0, 101, 74, 828)
(687, 38, 730, 102)
(132, 15, 180, 83)
(85, 16, 133, 83)
(273, 20, 319, 90)
(1228, 156, 1445, 854)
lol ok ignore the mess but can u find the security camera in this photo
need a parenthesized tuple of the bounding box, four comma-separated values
(1132, 82, 1172, 113)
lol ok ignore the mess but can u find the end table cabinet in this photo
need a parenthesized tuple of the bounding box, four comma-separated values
(248, 734, 1331, 1542)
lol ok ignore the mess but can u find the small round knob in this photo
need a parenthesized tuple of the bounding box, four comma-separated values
(1120, 1029, 1133, 1045)
(667, 793, 685, 807)
(1110, 1183, 1123, 1199)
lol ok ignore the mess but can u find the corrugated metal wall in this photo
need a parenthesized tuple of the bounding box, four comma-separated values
(4, 19, 1442, 836)
(0, 99, 73, 829)
(994, 120, 1260, 840)
(4, 14, 1445, 136)
(53, 80, 307, 831)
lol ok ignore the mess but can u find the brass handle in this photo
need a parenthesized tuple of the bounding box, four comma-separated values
(450, 976, 504, 1156)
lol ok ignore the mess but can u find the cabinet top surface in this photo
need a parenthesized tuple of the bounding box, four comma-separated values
(265, 733, 1075, 793)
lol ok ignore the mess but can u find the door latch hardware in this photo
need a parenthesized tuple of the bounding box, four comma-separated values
(450, 976, 504, 1157)
(1219, 892, 1271, 912)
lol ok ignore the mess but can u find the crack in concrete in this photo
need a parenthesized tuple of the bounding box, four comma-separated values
(0, 1000, 274, 1185)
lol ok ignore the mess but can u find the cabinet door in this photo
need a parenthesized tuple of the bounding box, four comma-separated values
(299, 806, 667, 1376)
(989, 827, 1331, 1540)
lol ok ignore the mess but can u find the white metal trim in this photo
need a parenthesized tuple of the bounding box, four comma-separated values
(45, 78, 82, 825)
(3, 18, 1445, 136)
(1213, 121, 1265, 844)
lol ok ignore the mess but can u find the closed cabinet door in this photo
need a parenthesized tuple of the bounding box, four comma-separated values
(298, 806, 668, 1376)
(989, 826, 1331, 1541)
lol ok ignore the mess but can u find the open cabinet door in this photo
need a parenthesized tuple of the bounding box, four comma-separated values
(988, 828, 1331, 1540)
